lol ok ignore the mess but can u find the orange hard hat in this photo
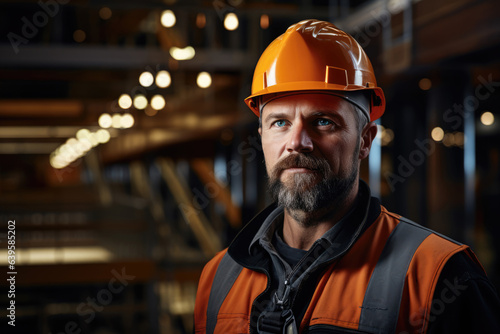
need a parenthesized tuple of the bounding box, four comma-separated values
(244, 19, 385, 122)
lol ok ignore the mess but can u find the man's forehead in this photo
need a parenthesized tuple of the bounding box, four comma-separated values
(261, 91, 352, 114)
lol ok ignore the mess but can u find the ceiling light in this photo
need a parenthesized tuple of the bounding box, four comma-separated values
(96, 129, 111, 143)
(480, 111, 494, 126)
(196, 13, 206, 28)
(120, 114, 135, 128)
(156, 70, 171, 88)
(443, 132, 456, 147)
(99, 7, 112, 20)
(66, 138, 85, 157)
(111, 114, 122, 128)
(133, 95, 148, 109)
(151, 95, 166, 110)
(224, 13, 239, 31)
(161, 10, 176, 28)
(139, 72, 154, 87)
(57, 153, 72, 166)
(381, 128, 394, 146)
(78, 137, 92, 152)
(50, 154, 67, 169)
(197, 72, 212, 88)
(419, 78, 432, 91)
(87, 132, 99, 147)
(59, 144, 77, 162)
(260, 14, 269, 29)
(454, 132, 465, 146)
(73, 30, 86, 43)
(76, 129, 90, 141)
(98, 113, 112, 128)
(431, 127, 444, 141)
(169, 46, 195, 60)
(118, 94, 132, 109)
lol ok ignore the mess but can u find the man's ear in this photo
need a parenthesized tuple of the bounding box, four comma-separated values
(359, 122, 378, 160)
(258, 126, 262, 136)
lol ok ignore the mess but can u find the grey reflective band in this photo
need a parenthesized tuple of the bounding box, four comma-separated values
(259, 90, 371, 122)
(206, 252, 243, 334)
(359, 220, 432, 333)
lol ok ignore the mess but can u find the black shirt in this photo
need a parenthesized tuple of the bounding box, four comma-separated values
(273, 229, 307, 268)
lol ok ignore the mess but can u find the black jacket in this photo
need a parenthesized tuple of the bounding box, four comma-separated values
(224, 181, 500, 333)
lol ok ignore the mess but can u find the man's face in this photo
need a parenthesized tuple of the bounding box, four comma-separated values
(259, 93, 366, 219)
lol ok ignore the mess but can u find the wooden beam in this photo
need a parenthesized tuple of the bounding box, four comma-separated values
(190, 158, 241, 228)
(0, 45, 257, 70)
(85, 150, 112, 206)
(157, 158, 221, 258)
(9, 260, 155, 286)
(414, 0, 500, 64)
(0, 99, 83, 117)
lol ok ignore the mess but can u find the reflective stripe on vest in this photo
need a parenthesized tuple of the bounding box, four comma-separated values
(358, 220, 431, 333)
(206, 252, 243, 334)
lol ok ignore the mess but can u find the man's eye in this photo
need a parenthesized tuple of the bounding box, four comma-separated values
(316, 119, 333, 126)
(273, 120, 287, 127)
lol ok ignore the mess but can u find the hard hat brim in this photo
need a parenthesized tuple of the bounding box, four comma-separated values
(244, 83, 385, 122)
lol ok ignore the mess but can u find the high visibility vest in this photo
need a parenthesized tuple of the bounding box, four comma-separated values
(194, 206, 481, 334)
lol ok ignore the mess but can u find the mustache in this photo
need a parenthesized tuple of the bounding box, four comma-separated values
(269, 154, 331, 179)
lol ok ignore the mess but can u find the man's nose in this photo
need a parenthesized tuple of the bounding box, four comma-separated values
(286, 123, 313, 153)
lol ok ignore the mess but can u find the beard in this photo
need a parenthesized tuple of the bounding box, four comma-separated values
(267, 151, 358, 226)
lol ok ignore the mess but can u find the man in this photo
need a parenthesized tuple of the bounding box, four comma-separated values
(194, 19, 500, 333)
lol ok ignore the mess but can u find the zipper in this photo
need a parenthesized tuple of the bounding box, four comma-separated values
(288, 194, 371, 286)
(274, 279, 292, 309)
(279, 195, 372, 328)
(247, 266, 271, 334)
(272, 243, 324, 333)
(248, 193, 372, 332)
(283, 239, 330, 310)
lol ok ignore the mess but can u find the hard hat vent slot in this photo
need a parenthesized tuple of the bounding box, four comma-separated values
(325, 66, 348, 86)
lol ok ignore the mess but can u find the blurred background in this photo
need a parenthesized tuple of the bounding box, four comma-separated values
(0, 0, 499, 333)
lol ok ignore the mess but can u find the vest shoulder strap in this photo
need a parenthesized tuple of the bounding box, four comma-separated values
(206, 252, 243, 334)
(359, 219, 432, 333)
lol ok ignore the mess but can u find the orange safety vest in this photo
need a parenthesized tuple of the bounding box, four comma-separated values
(194, 206, 482, 334)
